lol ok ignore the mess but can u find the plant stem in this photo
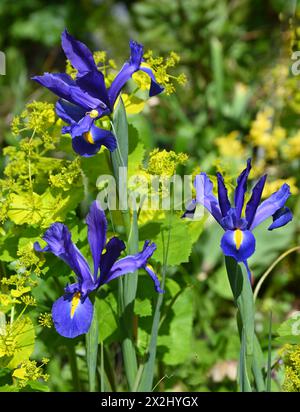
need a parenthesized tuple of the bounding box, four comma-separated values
(225, 256, 255, 392)
(67, 345, 81, 392)
(137, 210, 172, 392)
(86, 306, 99, 392)
(110, 99, 138, 390)
(253, 246, 300, 301)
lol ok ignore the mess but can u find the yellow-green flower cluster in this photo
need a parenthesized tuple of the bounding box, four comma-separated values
(0, 243, 44, 313)
(215, 131, 246, 159)
(146, 149, 188, 177)
(12, 101, 56, 135)
(280, 344, 300, 392)
(49, 157, 82, 191)
(13, 359, 49, 388)
(262, 177, 298, 199)
(249, 107, 286, 160)
(38, 313, 53, 329)
(133, 50, 186, 95)
(284, 132, 300, 160)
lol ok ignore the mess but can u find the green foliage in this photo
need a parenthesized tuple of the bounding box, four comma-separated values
(0, 0, 299, 393)
(140, 214, 205, 266)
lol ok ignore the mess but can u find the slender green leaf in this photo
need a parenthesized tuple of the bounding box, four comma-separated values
(86, 308, 99, 392)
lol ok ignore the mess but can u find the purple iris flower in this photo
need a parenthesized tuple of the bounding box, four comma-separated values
(32, 29, 164, 157)
(183, 159, 293, 277)
(34, 201, 163, 338)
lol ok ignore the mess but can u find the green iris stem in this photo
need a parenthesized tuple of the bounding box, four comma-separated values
(86, 303, 99, 392)
(67, 345, 81, 392)
(225, 257, 255, 392)
(110, 99, 138, 391)
(137, 190, 173, 392)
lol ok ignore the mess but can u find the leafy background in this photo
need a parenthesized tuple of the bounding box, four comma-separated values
(1, 0, 300, 391)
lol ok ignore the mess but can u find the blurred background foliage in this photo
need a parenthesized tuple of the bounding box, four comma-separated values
(1, 0, 300, 391)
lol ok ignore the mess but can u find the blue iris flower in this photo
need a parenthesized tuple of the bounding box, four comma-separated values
(32, 29, 164, 157)
(183, 159, 293, 277)
(34, 201, 163, 338)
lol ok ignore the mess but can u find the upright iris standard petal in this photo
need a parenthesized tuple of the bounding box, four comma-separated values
(34, 223, 91, 284)
(245, 174, 267, 228)
(108, 40, 144, 108)
(61, 29, 98, 76)
(52, 293, 93, 338)
(194, 173, 223, 225)
(100, 241, 161, 288)
(217, 172, 231, 217)
(220, 229, 256, 262)
(234, 159, 251, 219)
(108, 40, 164, 108)
(250, 183, 291, 230)
(86, 201, 107, 280)
(268, 207, 293, 230)
(99, 237, 126, 280)
(76, 71, 110, 108)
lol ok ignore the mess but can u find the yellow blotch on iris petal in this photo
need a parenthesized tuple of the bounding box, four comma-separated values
(234, 229, 243, 250)
(70, 292, 81, 318)
(84, 131, 94, 144)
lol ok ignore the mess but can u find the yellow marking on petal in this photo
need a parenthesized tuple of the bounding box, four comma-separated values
(84, 131, 94, 144)
(140, 62, 152, 70)
(70, 292, 81, 318)
(89, 109, 99, 118)
(234, 229, 243, 250)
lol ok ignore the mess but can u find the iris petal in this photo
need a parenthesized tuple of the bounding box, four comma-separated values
(68, 115, 94, 138)
(220, 229, 256, 262)
(268, 207, 293, 230)
(99, 237, 126, 280)
(34, 223, 91, 285)
(101, 241, 158, 285)
(108, 40, 144, 107)
(86, 201, 107, 280)
(139, 66, 164, 97)
(144, 265, 164, 293)
(250, 183, 291, 230)
(90, 125, 117, 150)
(52, 293, 93, 338)
(217, 172, 231, 217)
(245, 174, 267, 229)
(71, 126, 116, 157)
(32, 73, 99, 110)
(234, 158, 251, 219)
(182, 199, 197, 219)
(61, 29, 97, 75)
(56, 99, 86, 125)
(194, 173, 223, 225)
(76, 71, 110, 109)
